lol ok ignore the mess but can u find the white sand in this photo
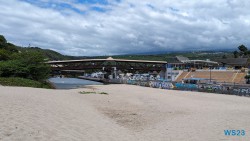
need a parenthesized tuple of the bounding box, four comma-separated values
(0, 84, 250, 141)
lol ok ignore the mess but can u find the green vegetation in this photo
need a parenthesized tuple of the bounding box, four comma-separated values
(16, 46, 76, 61)
(233, 44, 250, 58)
(1, 34, 249, 86)
(99, 92, 108, 95)
(79, 91, 108, 95)
(0, 35, 76, 61)
(0, 77, 51, 88)
(0, 52, 51, 80)
(84, 51, 233, 62)
(0, 35, 52, 88)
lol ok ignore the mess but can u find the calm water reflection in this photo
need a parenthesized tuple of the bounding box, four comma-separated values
(48, 77, 103, 89)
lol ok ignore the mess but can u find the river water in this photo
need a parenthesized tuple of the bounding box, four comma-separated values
(48, 77, 103, 89)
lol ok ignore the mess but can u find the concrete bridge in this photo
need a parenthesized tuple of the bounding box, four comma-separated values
(47, 57, 167, 78)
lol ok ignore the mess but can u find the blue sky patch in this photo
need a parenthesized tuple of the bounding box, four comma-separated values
(20, 0, 113, 13)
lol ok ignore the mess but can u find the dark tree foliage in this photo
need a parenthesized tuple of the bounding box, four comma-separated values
(233, 44, 249, 58)
(0, 35, 51, 81)
(17, 47, 74, 60)
(222, 55, 227, 59)
(0, 36, 18, 61)
(0, 60, 29, 78)
(0, 49, 10, 61)
(233, 50, 239, 58)
(0, 52, 51, 80)
(0, 35, 7, 45)
(7, 52, 50, 80)
(238, 44, 248, 53)
(6, 43, 18, 52)
(238, 44, 249, 57)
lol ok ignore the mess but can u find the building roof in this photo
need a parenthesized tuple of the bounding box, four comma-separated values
(168, 56, 218, 65)
(176, 56, 190, 63)
(167, 56, 187, 64)
(186, 60, 219, 64)
(183, 78, 210, 81)
(217, 58, 248, 66)
(47, 57, 167, 64)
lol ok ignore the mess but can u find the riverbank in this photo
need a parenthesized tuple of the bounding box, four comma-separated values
(48, 77, 103, 89)
(0, 85, 249, 141)
(0, 77, 52, 89)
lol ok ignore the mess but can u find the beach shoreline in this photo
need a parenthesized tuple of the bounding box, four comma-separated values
(1, 84, 249, 141)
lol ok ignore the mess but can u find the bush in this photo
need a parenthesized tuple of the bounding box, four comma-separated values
(0, 49, 10, 61)
(0, 60, 29, 77)
(0, 52, 51, 81)
(0, 77, 52, 88)
(0, 35, 52, 88)
(0, 35, 7, 45)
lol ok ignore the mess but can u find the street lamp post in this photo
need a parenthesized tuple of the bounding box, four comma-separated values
(210, 66, 212, 83)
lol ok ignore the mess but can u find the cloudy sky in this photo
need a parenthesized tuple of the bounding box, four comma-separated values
(0, 0, 250, 56)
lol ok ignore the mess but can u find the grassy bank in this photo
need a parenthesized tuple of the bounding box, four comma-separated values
(0, 77, 53, 89)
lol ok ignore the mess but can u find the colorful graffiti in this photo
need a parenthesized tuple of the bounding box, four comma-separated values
(175, 83, 198, 90)
(113, 79, 173, 89)
(149, 81, 174, 89)
(233, 87, 250, 95)
(110, 79, 250, 96)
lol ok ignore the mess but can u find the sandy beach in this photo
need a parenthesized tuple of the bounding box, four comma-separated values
(0, 84, 250, 141)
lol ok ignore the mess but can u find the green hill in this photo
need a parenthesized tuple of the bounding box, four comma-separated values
(0, 35, 53, 88)
(16, 46, 75, 61)
(84, 51, 234, 62)
(0, 35, 75, 61)
(0, 34, 247, 63)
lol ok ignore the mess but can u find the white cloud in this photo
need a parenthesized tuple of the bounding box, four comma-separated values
(0, 0, 250, 56)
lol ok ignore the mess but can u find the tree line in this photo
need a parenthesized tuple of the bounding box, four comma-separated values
(0, 35, 50, 81)
(233, 44, 250, 58)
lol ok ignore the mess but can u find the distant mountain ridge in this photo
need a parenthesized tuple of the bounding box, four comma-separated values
(16, 46, 76, 61)
(0, 34, 235, 61)
(14, 47, 235, 61)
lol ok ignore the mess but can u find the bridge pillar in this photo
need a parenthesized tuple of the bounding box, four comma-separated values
(112, 67, 117, 79)
(159, 70, 166, 80)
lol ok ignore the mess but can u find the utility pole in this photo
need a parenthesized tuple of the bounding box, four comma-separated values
(210, 66, 212, 83)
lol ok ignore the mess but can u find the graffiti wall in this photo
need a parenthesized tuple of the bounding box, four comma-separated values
(175, 83, 198, 90)
(174, 82, 250, 96)
(110, 79, 173, 89)
(109, 79, 250, 96)
(232, 87, 250, 95)
(197, 84, 250, 96)
(148, 81, 174, 89)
